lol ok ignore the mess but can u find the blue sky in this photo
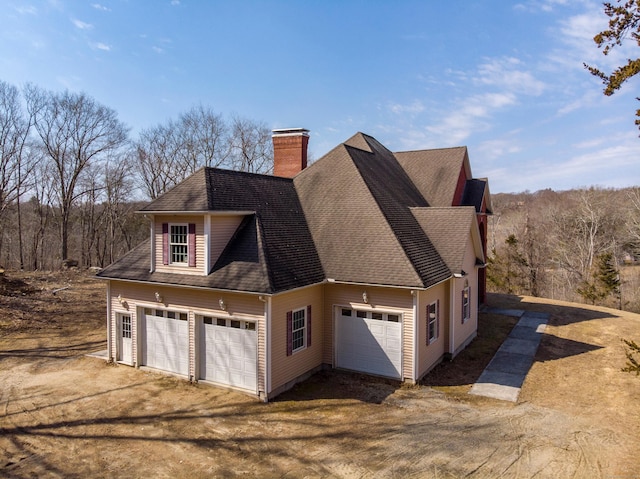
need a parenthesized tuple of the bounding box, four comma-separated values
(1, 0, 638, 193)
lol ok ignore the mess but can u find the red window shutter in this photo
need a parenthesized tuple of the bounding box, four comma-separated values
(307, 305, 312, 348)
(188, 223, 196, 267)
(162, 223, 169, 265)
(286, 311, 293, 356)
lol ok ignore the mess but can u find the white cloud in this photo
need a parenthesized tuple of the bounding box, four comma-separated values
(477, 57, 546, 96)
(92, 42, 111, 51)
(92, 3, 111, 11)
(425, 92, 517, 145)
(14, 5, 37, 15)
(388, 100, 425, 115)
(152, 46, 164, 54)
(72, 18, 93, 30)
(171, 0, 181, 5)
(477, 139, 522, 160)
(489, 135, 640, 192)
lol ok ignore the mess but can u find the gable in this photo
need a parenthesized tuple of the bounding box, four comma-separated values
(411, 206, 484, 274)
(294, 142, 422, 287)
(395, 147, 469, 207)
(295, 133, 451, 289)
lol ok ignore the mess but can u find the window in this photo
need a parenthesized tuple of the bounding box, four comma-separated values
(462, 286, 470, 324)
(162, 222, 196, 267)
(287, 305, 312, 356)
(170, 224, 188, 264)
(292, 308, 306, 352)
(427, 301, 439, 345)
(146, 308, 188, 321)
(121, 315, 131, 339)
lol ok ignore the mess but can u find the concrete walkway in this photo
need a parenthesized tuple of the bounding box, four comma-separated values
(469, 309, 549, 402)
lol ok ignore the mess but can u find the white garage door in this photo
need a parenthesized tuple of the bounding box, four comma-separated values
(142, 308, 189, 375)
(336, 308, 402, 379)
(199, 316, 257, 392)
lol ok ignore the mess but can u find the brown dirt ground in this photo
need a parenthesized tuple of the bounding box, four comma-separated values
(1, 270, 639, 478)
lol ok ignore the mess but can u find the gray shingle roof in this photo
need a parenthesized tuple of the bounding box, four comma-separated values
(294, 133, 451, 288)
(411, 207, 477, 274)
(100, 132, 487, 294)
(99, 169, 325, 294)
(395, 146, 468, 207)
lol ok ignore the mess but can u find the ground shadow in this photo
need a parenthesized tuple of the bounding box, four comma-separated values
(486, 293, 619, 326)
(275, 369, 400, 404)
(536, 335, 603, 362)
(0, 340, 106, 360)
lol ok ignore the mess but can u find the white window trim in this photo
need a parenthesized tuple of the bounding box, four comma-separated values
(291, 307, 307, 353)
(428, 301, 439, 344)
(462, 286, 471, 324)
(169, 223, 189, 265)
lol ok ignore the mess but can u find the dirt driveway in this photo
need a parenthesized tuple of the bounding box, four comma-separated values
(1, 272, 639, 478)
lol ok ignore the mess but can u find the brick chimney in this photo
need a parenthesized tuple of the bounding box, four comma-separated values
(272, 128, 309, 178)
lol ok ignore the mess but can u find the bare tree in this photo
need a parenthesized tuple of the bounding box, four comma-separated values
(0, 81, 36, 267)
(176, 105, 230, 171)
(26, 86, 129, 261)
(135, 106, 232, 199)
(228, 116, 273, 174)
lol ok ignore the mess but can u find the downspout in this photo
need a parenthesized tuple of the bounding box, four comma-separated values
(106, 282, 112, 362)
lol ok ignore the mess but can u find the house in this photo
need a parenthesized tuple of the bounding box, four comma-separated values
(97, 129, 491, 401)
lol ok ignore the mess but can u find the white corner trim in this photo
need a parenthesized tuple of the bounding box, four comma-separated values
(204, 215, 211, 275)
(149, 218, 155, 273)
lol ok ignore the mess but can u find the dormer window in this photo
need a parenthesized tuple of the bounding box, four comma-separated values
(170, 225, 188, 264)
(162, 222, 196, 267)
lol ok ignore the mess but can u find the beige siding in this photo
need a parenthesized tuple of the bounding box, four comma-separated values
(416, 282, 449, 379)
(451, 237, 479, 353)
(154, 215, 206, 275)
(322, 284, 414, 380)
(109, 281, 265, 390)
(270, 285, 323, 393)
(210, 215, 244, 267)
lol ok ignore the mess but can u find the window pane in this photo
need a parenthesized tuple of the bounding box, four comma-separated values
(230, 320, 241, 329)
(217, 318, 226, 327)
(356, 311, 367, 318)
(167, 311, 176, 319)
(387, 314, 399, 322)
(371, 312, 383, 320)
(341, 308, 352, 316)
(203, 316, 213, 325)
(292, 309, 306, 351)
(155, 309, 164, 317)
(245, 322, 256, 331)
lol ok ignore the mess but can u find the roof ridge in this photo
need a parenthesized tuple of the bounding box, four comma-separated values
(395, 145, 467, 154)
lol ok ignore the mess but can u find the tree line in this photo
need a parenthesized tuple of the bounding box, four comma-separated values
(487, 187, 640, 313)
(0, 80, 274, 270)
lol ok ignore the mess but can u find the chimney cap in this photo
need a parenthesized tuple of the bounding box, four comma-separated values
(272, 128, 309, 138)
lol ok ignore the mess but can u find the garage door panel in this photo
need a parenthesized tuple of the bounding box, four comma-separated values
(143, 313, 189, 376)
(200, 322, 257, 392)
(336, 310, 402, 379)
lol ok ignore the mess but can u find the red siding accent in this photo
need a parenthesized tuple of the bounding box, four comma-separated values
(286, 310, 293, 356)
(452, 168, 467, 206)
(307, 305, 312, 348)
(188, 223, 196, 267)
(162, 223, 169, 265)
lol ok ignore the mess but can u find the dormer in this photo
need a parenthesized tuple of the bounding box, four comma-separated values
(147, 212, 252, 276)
